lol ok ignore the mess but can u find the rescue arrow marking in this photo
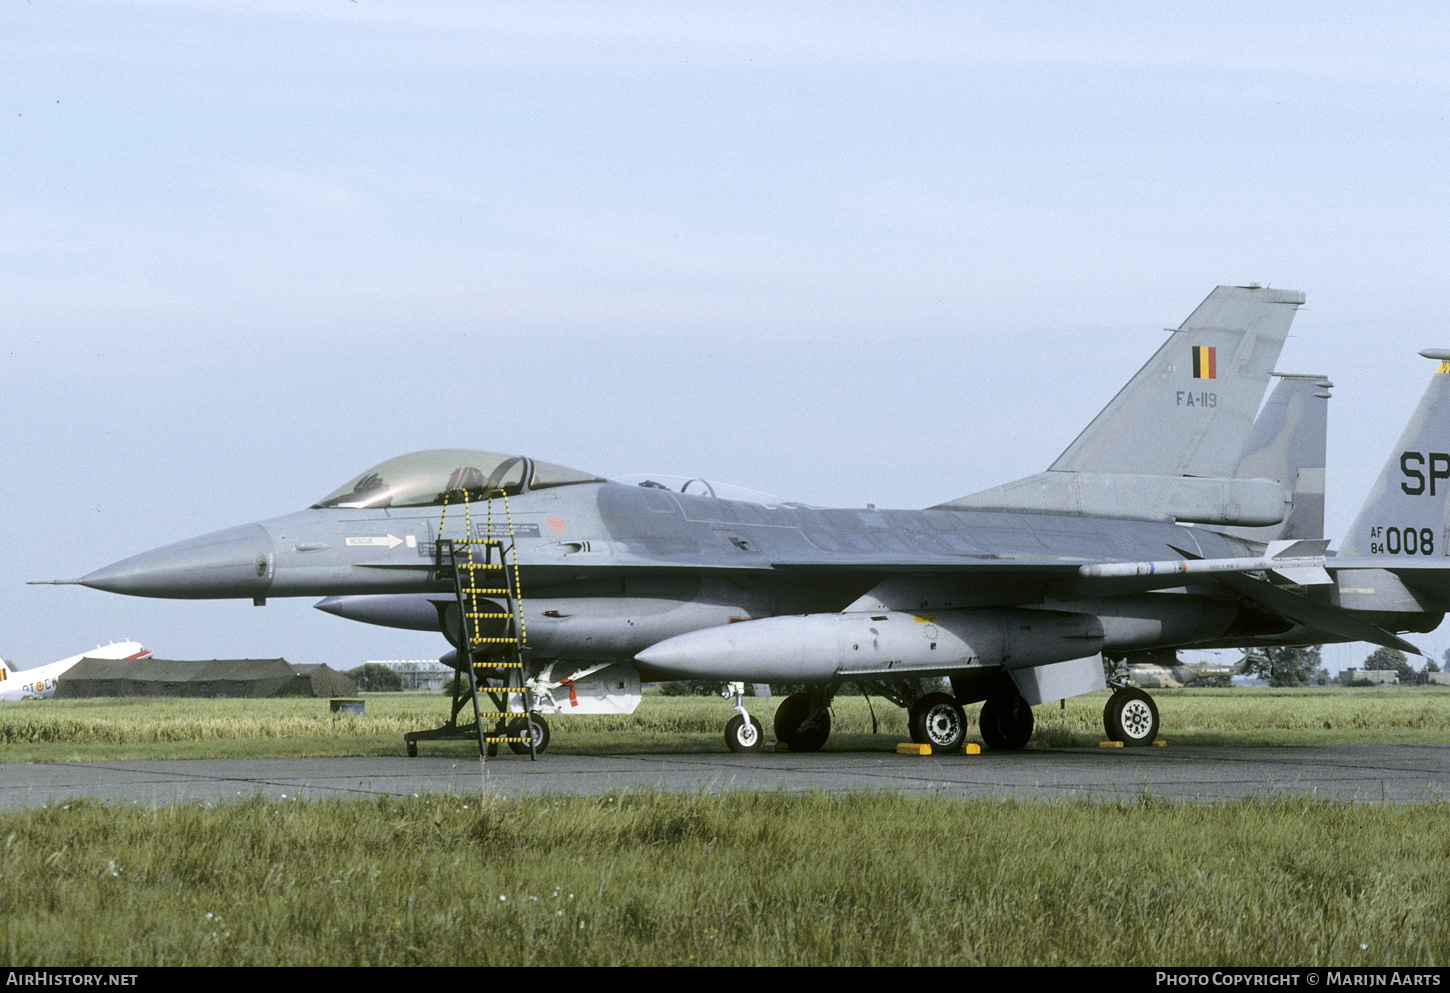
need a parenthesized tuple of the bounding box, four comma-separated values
(346, 535, 408, 550)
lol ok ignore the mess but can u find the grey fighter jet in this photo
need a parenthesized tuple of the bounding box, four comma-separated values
(55, 287, 1450, 755)
(321, 356, 1336, 746)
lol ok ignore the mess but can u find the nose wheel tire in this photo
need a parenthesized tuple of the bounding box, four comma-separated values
(909, 693, 967, 753)
(1103, 688, 1159, 745)
(725, 713, 764, 753)
(979, 693, 1034, 751)
(506, 714, 550, 755)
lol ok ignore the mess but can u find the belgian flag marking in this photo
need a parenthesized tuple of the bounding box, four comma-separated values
(1192, 345, 1217, 379)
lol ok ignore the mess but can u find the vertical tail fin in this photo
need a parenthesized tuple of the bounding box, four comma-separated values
(1051, 284, 1305, 478)
(1340, 350, 1450, 558)
(939, 285, 1304, 524)
(1216, 373, 1331, 543)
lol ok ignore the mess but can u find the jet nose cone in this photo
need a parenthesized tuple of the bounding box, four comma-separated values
(79, 524, 275, 599)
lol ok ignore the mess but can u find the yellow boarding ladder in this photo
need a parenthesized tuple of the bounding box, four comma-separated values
(403, 489, 539, 759)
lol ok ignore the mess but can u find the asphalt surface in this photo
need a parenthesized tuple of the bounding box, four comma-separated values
(4, 743, 1450, 808)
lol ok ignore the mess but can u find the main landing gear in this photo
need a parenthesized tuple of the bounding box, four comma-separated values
(978, 692, 1034, 751)
(773, 691, 832, 752)
(908, 693, 967, 752)
(715, 680, 1041, 754)
(1102, 686, 1160, 745)
(905, 689, 1034, 752)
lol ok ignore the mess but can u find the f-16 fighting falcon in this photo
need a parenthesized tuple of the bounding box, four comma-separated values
(48, 286, 1450, 757)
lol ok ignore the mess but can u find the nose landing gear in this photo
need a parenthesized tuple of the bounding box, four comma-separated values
(723, 682, 765, 752)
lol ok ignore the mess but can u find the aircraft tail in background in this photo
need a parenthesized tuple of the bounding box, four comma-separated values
(1340, 350, 1450, 560)
(0, 641, 152, 701)
(1217, 350, 1450, 654)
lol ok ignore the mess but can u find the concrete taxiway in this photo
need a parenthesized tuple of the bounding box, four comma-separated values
(3, 744, 1450, 809)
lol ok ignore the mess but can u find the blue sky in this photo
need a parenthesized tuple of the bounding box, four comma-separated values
(4, 2, 1449, 675)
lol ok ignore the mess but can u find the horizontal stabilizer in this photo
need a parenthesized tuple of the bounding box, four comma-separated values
(1211, 569, 1425, 657)
(1167, 546, 1423, 653)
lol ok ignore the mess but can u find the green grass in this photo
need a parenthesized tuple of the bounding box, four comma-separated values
(6, 688, 1450, 966)
(3, 790, 1448, 966)
(3, 686, 1450, 762)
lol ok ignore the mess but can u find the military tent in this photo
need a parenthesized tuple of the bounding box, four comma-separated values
(55, 658, 357, 699)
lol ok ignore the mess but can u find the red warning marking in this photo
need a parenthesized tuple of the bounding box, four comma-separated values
(546, 518, 566, 535)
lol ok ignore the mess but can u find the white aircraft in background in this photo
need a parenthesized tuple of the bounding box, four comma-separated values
(0, 641, 152, 700)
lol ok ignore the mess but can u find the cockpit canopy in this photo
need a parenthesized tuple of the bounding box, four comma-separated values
(313, 449, 604, 509)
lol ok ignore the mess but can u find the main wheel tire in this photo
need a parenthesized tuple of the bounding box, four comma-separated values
(979, 694, 1034, 750)
(1104, 688, 1159, 745)
(725, 714, 764, 753)
(773, 693, 830, 752)
(909, 693, 967, 753)
(506, 714, 550, 755)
